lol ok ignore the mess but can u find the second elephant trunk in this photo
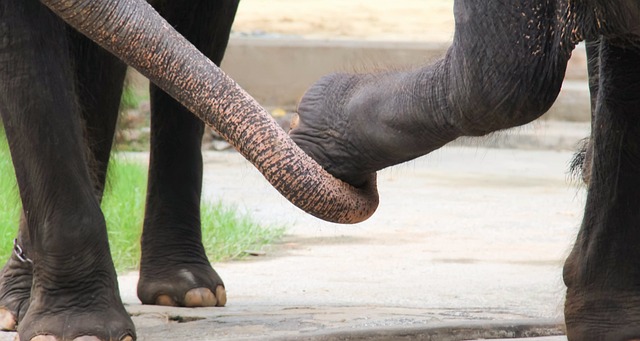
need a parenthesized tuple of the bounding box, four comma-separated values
(40, 0, 379, 224)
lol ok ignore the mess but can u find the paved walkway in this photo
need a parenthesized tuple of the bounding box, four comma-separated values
(140, 124, 585, 339)
(1, 122, 589, 340)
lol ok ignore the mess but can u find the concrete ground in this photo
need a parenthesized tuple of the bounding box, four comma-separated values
(0, 123, 587, 340)
(155, 4, 590, 338)
(122, 122, 586, 340)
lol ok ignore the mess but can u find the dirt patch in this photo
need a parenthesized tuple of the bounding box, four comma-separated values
(232, 0, 456, 42)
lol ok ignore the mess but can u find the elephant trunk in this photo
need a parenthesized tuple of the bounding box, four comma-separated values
(40, 0, 379, 223)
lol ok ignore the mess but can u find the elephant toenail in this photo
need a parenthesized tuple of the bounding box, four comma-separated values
(215, 285, 227, 307)
(155, 295, 178, 307)
(184, 288, 216, 307)
(31, 336, 57, 341)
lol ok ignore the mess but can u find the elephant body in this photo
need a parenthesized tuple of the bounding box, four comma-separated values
(291, 1, 640, 340)
(1, 0, 640, 340)
(0, 1, 239, 339)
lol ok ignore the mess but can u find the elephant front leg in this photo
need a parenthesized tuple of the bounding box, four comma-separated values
(0, 2, 134, 340)
(562, 39, 640, 341)
(136, 0, 238, 308)
(0, 10, 127, 337)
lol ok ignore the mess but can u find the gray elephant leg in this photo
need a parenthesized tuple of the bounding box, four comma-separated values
(563, 38, 640, 340)
(70, 28, 128, 200)
(291, 0, 578, 186)
(0, 1, 133, 340)
(0, 23, 127, 333)
(137, 0, 239, 307)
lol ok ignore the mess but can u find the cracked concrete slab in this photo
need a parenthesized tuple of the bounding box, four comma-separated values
(0, 122, 587, 340)
(128, 127, 583, 340)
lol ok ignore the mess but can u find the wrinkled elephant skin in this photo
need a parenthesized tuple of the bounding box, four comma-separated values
(1, 0, 640, 340)
(0, 0, 380, 339)
(290, 1, 640, 340)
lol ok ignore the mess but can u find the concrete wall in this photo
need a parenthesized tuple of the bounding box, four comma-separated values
(221, 38, 591, 121)
(221, 39, 450, 108)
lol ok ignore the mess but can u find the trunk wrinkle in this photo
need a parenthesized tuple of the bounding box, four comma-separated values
(40, 0, 379, 223)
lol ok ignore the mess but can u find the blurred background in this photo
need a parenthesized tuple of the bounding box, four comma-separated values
(231, 0, 455, 42)
(120, 0, 590, 151)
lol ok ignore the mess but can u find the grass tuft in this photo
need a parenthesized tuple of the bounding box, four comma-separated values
(0, 133, 20, 259)
(0, 131, 285, 272)
(201, 202, 286, 262)
(101, 159, 148, 271)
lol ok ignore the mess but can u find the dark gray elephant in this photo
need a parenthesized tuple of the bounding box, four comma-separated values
(2, 0, 639, 340)
(291, 1, 640, 340)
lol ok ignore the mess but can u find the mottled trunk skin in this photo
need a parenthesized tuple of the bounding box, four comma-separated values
(40, 0, 379, 224)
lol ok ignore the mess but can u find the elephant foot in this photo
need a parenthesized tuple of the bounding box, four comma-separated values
(17, 279, 134, 341)
(17, 306, 134, 341)
(0, 254, 34, 331)
(564, 290, 640, 341)
(137, 261, 226, 307)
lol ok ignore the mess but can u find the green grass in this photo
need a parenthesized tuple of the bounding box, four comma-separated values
(120, 81, 149, 111)
(201, 201, 285, 261)
(101, 159, 148, 271)
(0, 132, 285, 272)
(0, 135, 20, 260)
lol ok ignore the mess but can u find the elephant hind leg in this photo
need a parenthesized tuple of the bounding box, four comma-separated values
(137, 0, 239, 308)
(69, 27, 128, 200)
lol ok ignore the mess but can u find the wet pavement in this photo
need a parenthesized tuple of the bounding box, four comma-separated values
(0, 121, 588, 340)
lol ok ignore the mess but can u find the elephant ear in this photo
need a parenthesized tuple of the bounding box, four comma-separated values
(40, 0, 379, 223)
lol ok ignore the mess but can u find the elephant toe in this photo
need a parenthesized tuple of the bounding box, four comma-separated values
(183, 287, 215, 307)
(215, 285, 227, 306)
(184, 286, 225, 307)
(154, 286, 225, 307)
(154, 286, 225, 308)
(154, 295, 178, 307)
(138, 262, 226, 308)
